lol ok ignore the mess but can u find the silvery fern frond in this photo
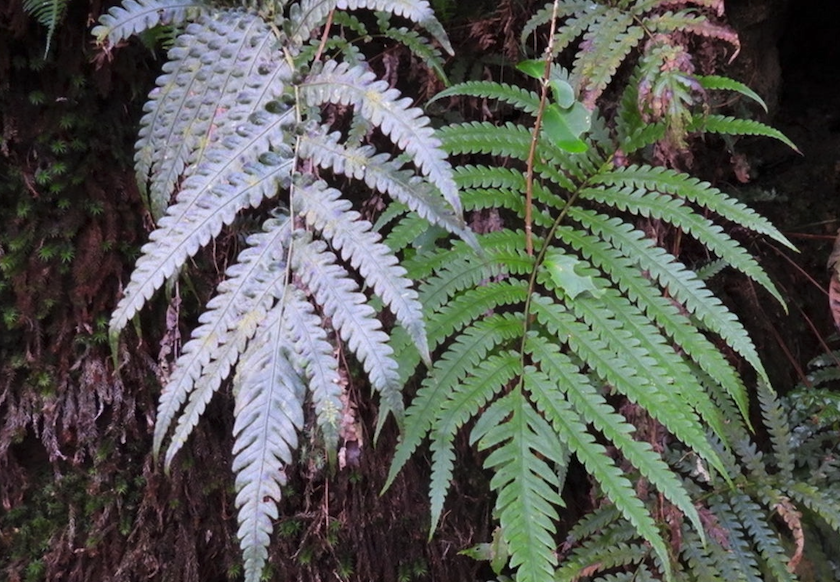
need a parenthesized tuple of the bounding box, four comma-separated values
(96, 0, 456, 579)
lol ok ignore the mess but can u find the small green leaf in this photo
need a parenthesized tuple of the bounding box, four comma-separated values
(459, 527, 510, 574)
(516, 59, 545, 80)
(542, 104, 588, 153)
(549, 79, 575, 108)
(544, 251, 602, 299)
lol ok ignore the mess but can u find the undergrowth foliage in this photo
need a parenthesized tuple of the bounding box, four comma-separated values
(383, 1, 838, 581)
(95, 0, 840, 580)
(92, 0, 462, 580)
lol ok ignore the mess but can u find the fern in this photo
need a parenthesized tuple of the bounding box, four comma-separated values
(95, 1, 460, 580)
(385, 4, 811, 580)
(23, 0, 69, 56)
(522, 0, 738, 109)
(554, 355, 840, 581)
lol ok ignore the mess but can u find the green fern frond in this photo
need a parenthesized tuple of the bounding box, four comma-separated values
(572, 11, 644, 106)
(92, 0, 209, 46)
(696, 74, 768, 112)
(523, 362, 671, 580)
(569, 208, 769, 386)
(439, 121, 533, 158)
(756, 381, 795, 479)
(591, 165, 794, 250)
(23, 0, 68, 56)
(433, 81, 541, 114)
(555, 224, 750, 422)
(709, 496, 765, 582)
(472, 386, 566, 582)
(679, 528, 724, 582)
(579, 184, 785, 306)
(730, 493, 797, 582)
(441, 121, 585, 190)
(380, 23, 448, 83)
(788, 482, 840, 532)
(531, 293, 726, 479)
(232, 302, 305, 582)
(644, 9, 709, 34)
(557, 542, 648, 582)
(527, 333, 705, 541)
(690, 114, 800, 153)
(385, 314, 524, 490)
(428, 351, 520, 533)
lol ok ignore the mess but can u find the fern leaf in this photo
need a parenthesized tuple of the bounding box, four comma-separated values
(111, 155, 293, 335)
(110, 103, 296, 335)
(155, 217, 292, 465)
(426, 280, 529, 349)
(472, 387, 566, 582)
(300, 60, 461, 214)
(439, 121, 532, 159)
(680, 527, 723, 582)
(440, 122, 582, 191)
(380, 24, 448, 84)
(295, 179, 429, 363)
(756, 381, 794, 479)
(385, 314, 523, 490)
(527, 334, 706, 544)
(92, 0, 209, 46)
(697, 74, 768, 112)
(432, 81, 541, 114)
(298, 132, 469, 240)
(710, 496, 764, 582)
(555, 224, 750, 422)
(141, 12, 276, 217)
(524, 364, 672, 581)
(690, 114, 800, 153)
(281, 286, 344, 454)
(388, 247, 506, 388)
(550, 7, 612, 58)
(569, 208, 769, 385)
(591, 165, 794, 251)
(290, 235, 403, 423)
(520, 1, 606, 49)
(336, 0, 453, 55)
(580, 185, 784, 305)
(23, 0, 68, 56)
(572, 11, 644, 107)
(531, 293, 726, 481)
(287, 0, 337, 45)
(565, 504, 624, 546)
(730, 492, 797, 582)
(232, 303, 305, 582)
(570, 276, 728, 441)
(428, 351, 519, 533)
(788, 482, 840, 532)
(557, 542, 649, 582)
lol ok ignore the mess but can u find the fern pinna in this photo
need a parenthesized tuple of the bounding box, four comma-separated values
(92, 0, 461, 580)
(384, 5, 800, 582)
